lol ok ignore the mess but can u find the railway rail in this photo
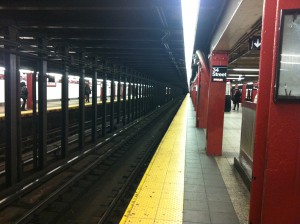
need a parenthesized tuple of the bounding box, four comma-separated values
(0, 97, 183, 224)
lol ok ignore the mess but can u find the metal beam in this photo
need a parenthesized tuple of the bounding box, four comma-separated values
(4, 26, 21, 186)
(37, 37, 48, 169)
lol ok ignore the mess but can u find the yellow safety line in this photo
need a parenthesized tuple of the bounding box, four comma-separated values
(120, 95, 188, 224)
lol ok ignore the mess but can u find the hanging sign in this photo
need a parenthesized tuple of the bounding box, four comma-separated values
(249, 36, 261, 50)
(211, 66, 227, 82)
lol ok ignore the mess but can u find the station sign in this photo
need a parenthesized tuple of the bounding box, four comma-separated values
(249, 36, 261, 50)
(211, 66, 227, 82)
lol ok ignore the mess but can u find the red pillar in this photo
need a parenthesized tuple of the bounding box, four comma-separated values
(26, 73, 33, 110)
(249, 0, 300, 223)
(197, 52, 210, 128)
(206, 52, 228, 156)
(241, 83, 246, 104)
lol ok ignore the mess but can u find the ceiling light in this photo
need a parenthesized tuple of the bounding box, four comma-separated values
(20, 69, 34, 73)
(19, 37, 34, 40)
(181, 0, 201, 87)
(232, 68, 259, 72)
(227, 74, 242, 77)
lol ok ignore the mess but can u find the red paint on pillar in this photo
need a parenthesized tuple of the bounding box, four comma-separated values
(195, 70, 201, 126)
(26, 73, 33, 110)
(249, 0, 276, 222)
(197, 52, 210, 129)
(241, 83, 246, 104)
(206, 52, 228, 156)
(250, 0, 300, 223)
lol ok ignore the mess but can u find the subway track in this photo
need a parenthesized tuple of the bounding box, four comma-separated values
(0, 98, 183, 224)
(0, 114, 116, 180)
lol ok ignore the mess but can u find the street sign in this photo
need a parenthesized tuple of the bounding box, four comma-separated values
(211, 66, 227, 82)
(249, 36, 261, 50)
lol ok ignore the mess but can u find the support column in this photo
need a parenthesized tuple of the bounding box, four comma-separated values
(117, 72, 121, 124)
(102, 73, 107, 137)
(196, 51, 210, 128)
(242, 83, 246, 104)
(142, 79, 146, 116)
(127, 75, 131, 124)
(31, 70, 38, 170)
(248, 1, 275, 220)
(92, 58, 98, 142)
(131, 77, 136, 121)
(249, 1, 300, 223)
(206, 51, 228, 156)
(122, 73, 127, 125)
(110, 71, 115, 132)
(137, 77, 141, 118)
(78, 53, 85, 149)
(61, 47, 69, 158)
(4, 26, 22, 185)
(37, 37, 48, 169)
(26, 73, 33, 110)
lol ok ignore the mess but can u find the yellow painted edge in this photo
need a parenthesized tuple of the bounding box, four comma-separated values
(120, 95, 188, 224)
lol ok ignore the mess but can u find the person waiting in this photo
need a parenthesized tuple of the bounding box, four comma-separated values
(20, 82, 28, 111)
(233, 89, 241, 111)
(85, 83, 91, 103)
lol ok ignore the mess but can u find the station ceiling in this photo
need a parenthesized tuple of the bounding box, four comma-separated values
(0, 0, 262, 90)
(0, 0, 230, 93)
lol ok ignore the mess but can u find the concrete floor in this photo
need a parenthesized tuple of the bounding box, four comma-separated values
(183, 98, 250, 224)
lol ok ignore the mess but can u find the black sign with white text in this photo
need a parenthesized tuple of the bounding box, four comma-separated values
(211, 66, 227, 82)
(249, 36, 261, 50)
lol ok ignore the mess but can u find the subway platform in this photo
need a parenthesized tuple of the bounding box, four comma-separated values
(121, 95, 249, 224)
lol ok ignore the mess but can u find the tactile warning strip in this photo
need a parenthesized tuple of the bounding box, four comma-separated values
(120, 96, 188, 224)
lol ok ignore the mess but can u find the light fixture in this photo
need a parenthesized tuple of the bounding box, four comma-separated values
(19, 37, 34, 40)
(232, 68, 259, 72)
(181, 0, 201, 86)
(227, 77, 244, 80)
(227, 74, 242, 77)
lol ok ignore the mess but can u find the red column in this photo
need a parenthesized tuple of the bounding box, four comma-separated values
(206, 52, 228, 156)
(197, 52, 210, 128)
(26, 73, 33, 110)
(241, 83, 246, 104)
(249, 0, 300, 223)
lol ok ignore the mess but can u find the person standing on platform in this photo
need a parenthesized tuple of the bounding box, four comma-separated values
(85, 83, 91, 103)
(233, 89, 241, 111)
(20, 82, 28, 111)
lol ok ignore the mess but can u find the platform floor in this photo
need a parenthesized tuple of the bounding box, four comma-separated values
(0, 97, 115, 118)
(121, 95, 249, 224)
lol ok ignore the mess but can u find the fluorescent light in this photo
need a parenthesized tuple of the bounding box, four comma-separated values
(227, 77, 244, 80)
(281, 54, 300, 57)
(228, 74, 242, 77)
(281, 61, 300, 65)
(19, 37, 34, 40)
(228, 74, 259, 77)
(20, 69, 34, 73)
(181, 0, 200, 87)
(232, 68, 259, 72)
(47, 73, 62, 78)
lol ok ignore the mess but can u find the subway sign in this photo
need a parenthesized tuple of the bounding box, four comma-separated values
(211, 66, 227, 82)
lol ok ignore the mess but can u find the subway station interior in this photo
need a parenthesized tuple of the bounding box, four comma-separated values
(0, 0, 300, 223)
